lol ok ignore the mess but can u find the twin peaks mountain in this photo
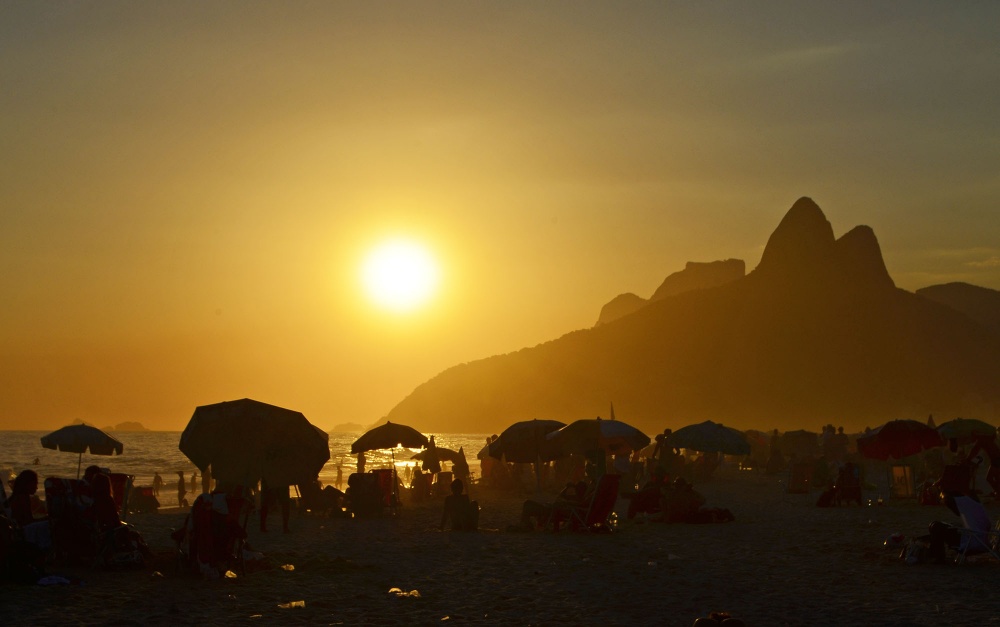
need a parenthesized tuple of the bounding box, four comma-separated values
(385, 198, 1000, 433)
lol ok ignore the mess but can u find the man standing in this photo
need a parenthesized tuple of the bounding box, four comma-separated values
(177, 471, 187, 507)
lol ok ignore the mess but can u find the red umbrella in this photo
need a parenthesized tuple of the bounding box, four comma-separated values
(856, 419, 944, 460)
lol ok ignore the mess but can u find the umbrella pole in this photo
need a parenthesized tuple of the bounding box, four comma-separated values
(77, 452, 82, 479)
(391, 449, 398, 515)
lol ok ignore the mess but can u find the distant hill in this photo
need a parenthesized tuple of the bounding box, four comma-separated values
(102, 422, 149, 432)
(916, 282, 1000, 338)
(596, 259, 745, 325)
(383, 197, 1000, 434)
(68, 419, 148, 432)
(330, 422, 366, 433)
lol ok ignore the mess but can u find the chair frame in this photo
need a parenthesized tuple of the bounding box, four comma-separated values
(954, 520, 1000, 564)
(561, 474, 621, 532)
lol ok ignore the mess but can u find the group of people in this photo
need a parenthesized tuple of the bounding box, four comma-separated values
(1, 465, 151, 582)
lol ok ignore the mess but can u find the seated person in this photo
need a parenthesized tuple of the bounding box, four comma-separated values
(517, 480, 590, 531)
(298, 479, 343, 516)
(10, 470, 45, 528)
(410, 467, 430, 502)
(626, 467, 670, 519)
(919, 493, 993, 562)
(440, 479, 479, 531)
(658, 477, 707, 523)
(86, 472, 151, 564)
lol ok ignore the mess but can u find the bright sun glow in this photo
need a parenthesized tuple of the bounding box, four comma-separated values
(361, 239, 441, 312)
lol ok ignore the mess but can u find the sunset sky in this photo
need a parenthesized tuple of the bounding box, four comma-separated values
(2, 2, 998, 431)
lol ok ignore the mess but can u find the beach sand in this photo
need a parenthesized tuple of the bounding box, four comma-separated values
(6, 469, 998, 626)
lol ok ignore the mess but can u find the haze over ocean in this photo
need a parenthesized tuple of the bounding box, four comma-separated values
(1, 431, 491, 492)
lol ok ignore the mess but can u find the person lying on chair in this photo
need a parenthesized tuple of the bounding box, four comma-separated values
(919, 493, 992, 563)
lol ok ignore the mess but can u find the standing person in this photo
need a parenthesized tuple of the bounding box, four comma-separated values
(357, 452, 366, 475)
(335, 460, 343, 491)
(190, 470, 198, 494)
(152, 472, 163, 497)
(423, 435, 442, 475)
(177, 471, 187, 508)
(259, 479, 290, 533)
(202, 466, 212, 494)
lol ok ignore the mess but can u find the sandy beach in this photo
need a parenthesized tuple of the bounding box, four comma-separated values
(6, 469, 999, 626)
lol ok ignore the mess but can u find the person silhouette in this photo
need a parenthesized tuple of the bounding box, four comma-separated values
(177, 471, 187, 507)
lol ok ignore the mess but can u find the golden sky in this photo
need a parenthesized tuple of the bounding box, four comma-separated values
(2, 2, 999, 431)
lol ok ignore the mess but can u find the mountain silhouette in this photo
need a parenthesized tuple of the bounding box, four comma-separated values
(385, 198, 1000, 434)
(916, 282, 1000, 338)
(596, 259, 745, 325)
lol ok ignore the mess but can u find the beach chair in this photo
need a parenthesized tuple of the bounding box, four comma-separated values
(43, 477, 92, 565)
(108, 473, 134, 521)
(129, 486, 159, 514)
(346, 473, 383, 518)
(951, 498, 1000, 564)
(954, 523, 1000, 564)
(562, 474, 621, 532)
(181, 490, 250, 577)
(370, 468, 402, 516)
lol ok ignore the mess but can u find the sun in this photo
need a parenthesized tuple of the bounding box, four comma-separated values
(360, 238, 441, 313)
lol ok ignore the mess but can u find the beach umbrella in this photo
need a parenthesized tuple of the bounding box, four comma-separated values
(180, 398, 330, 488)
(667, 420, 750, 456)
(545, 417, 650, 457)
(488, 419, 565, 463)
(411, 447, 464, 465)
(351, 421, 429, 454)
(41, 423, 124, 479)
(856, 419, 944, 461)
(936, 418, 997, 445)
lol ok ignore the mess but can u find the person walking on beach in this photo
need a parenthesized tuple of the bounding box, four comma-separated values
(177, 471, 187, 507)
(190, 470, 198, 494)
(153, 472, 163, 497)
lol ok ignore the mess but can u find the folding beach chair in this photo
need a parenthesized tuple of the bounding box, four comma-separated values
(951, 498, 1000, 564)
(179, 490, 250, 577)
(562, 474, 621, 532)
(108, 473, 134, 521)
(44, 477, 91, 565)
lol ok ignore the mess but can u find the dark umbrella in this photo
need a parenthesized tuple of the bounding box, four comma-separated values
(488, 419, 565, 463)
(856, 419, 944, 461)
(179, 398, 330, 488)
(546, 417, 651, 457)
(351, 421, 429, 454)
(41, 423, 124, 479)
(667, 420, 751, 455)
(487, 419, 566, 491)
(411, 447, 463, 465)
(937, 418, 997, 445)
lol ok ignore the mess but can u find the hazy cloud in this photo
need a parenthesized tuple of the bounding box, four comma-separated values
(966, 256, 1000, 269)
(743, 42, 864, 73)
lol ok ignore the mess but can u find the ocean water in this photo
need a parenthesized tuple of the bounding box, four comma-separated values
(0, 431, 492, 493)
